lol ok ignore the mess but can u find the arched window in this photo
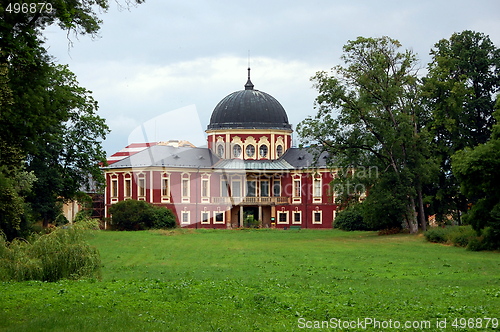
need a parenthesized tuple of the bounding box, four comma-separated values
(276, 145, 283, 158)
(217, 144, 224, 158)
(246, 144, 255, 158)
(233, 144, 242, 158)
(259, 145, 268, 158)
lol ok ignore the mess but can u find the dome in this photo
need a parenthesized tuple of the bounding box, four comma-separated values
(207, 69, 292, 130)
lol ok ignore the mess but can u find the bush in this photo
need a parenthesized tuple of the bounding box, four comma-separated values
(150, 207, 176, 229)
(109, 200, 176, 231)
(424, 225, 480, 249)
(0, 219, 101, 281)
(424, 227, 449, 243)
(334, 208, 367, 231)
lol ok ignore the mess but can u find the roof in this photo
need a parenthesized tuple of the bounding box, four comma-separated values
(281, 148, 330, 169)
(207, 71, 291, 131)
(213, 159, 294, 171)
(104, 145, 219, 169)
(107, 142, 158, 165)
(104, 143, 333, 171)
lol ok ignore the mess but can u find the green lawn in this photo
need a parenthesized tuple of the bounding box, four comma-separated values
(1, 229, 499, 331)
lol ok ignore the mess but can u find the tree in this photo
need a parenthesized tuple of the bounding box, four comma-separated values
(422, 31, 500, 224)
(0, 1, 144, 233)
(298, 36, 435, 233)
(452, 102, 500, 249)
(25, 64, 109, 226)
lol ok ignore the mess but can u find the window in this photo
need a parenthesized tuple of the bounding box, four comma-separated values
(293, 211, 302, 224)
(293, 179, 301, 197)
(246, 180, 256, 197)
(259, 145, 268, 158)
(111, 179, 118, 197)
(314, 178, 321, 197)
(276, 145, 283, 158)
(124, 178, 131, 198)
(214, 211, 225, 224)
(313, 211, 322, 224)
(182, 179, 189, 197)
(138, 177, 145, 197)
(217, 144, 224, 158)
(221, 179, 229, 197)
(277, 211, 288, 224)
(202, 179, 209, 198)
(201, 212, 210, 224)
(246, 144, 255, 157)
(273, 180, 281, 197)
(181, 211, 190, 225)
(182, 176, 190, 203)
(232, 181, 241, 197)
(233, 144, 242, 158)
(260, 180, 269, 197)
(162, 178, 169, 197)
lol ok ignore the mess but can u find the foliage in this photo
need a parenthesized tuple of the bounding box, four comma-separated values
(0, 0, 144, 231)
(0, 166, 36, 240)
(1, 230, 499, 331)
(244, 214, 260, 228)
(422, 31, 500, 224)
(424, 225, 480, 249)
(109, 199, 176, 231)
(333, 207, 367, 231)
(298, 36, 435, 233)
(0, 219, 101, 281)
(452, 106, 500, 250)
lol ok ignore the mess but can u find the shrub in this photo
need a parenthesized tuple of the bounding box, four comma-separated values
(424, 227, 449, 243)
(244, 215, 260, 228)
(149, 207, 176, 229)
(0, 219, 101, 281)
(334, 209, 367, 231)
(109, 199, 176, 230)
(424, 225, 479, 248)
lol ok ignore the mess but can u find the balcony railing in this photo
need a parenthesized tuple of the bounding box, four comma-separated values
(211, 196, 290, 205)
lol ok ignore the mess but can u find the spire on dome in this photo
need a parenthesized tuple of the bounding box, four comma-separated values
(244, 67, 254, 90)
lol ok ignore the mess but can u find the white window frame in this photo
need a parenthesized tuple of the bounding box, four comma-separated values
(292, 211, 302, 224)
(293, 177, 302, 204)
(124, 177, 132, 198)
(111, 178, 118, 198)
(313, 176, 322, 203)
(182, 174, 190, 203)
(213, 211, 225, 224)
(201, 178, 210, 203)
(201, 211, 210, 224)
(137, 175, 146, 200)
(161, 174, 170, 203)
(312, 210, 323, 224)
(277, 211, 289, 224)
(181, 211, 190, 225)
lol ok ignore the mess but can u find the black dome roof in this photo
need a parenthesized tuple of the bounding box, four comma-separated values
(207, 70, 291, 130)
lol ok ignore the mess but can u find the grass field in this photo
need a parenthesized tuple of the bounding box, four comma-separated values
(1, 229, 499, 331)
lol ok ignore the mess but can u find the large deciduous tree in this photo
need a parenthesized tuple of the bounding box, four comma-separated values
(422, 30, 500, 224)
(452, 101, 500, 249)
(298, 36, 435, 233)
(0, 1, 144, 236)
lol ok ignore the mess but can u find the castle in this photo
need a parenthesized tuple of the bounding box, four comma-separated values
(103, 69, 338, 228)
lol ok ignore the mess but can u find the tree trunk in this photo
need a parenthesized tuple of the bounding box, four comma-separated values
(408, 197, 419, 234)
(417, 187, 426, 232)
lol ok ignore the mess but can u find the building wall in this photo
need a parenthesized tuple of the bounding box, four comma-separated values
(104, 166, 338, 229)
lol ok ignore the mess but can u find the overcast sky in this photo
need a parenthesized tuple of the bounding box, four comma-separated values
(43, 0, 500, 156)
